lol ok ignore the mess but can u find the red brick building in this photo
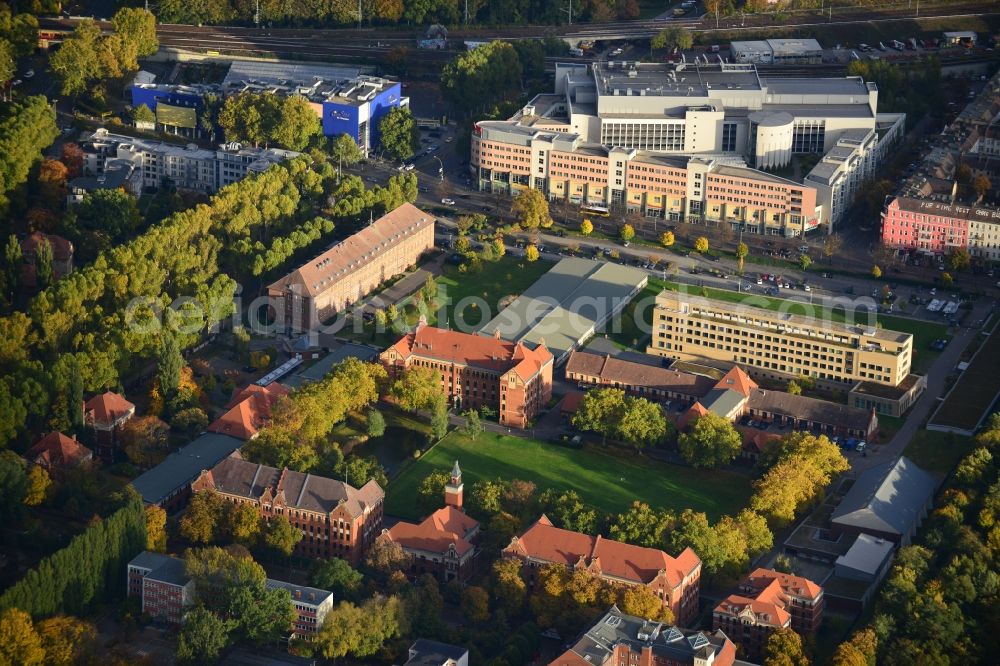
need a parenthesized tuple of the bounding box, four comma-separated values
(126, 552, 194, 625)
(551, 606, 738, 666)
(207, 383, 290, 440)
(191, 453, 384, 564)
(24, 432, 92, 476)
(268, 202, 435, 332)
(20, 232, 75, 289)
(713, 568, 824, 661)
(504, 516, 702, 626)
(381, 321, 554, 428)
(381, 461, 481, 583)
(83, 391, 135, 460)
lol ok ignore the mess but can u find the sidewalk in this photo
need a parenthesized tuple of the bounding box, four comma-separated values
(857, 297, 997, 473)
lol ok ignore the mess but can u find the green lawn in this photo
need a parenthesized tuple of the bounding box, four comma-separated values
(385, 430, 754, 521)
(333, 409, 433, 476)
(607, 281, 662, 350)
(880, 315, 948, 375)
(874, 414, 905, 444)
(431, 254, 552, 329)
(903, 429, 974, 477)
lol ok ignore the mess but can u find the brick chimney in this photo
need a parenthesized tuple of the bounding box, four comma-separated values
(444, 459, 464, 510)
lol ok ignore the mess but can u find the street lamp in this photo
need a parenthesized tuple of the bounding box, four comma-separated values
(433, 156, 444, 182)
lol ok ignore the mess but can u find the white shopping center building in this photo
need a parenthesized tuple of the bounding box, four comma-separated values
(471, 61, 904, 233)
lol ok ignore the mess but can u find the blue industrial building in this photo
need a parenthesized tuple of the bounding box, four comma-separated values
(321, 80, 403, 154)
(130, 61, 407, 154)
(130, 85, 204, 114)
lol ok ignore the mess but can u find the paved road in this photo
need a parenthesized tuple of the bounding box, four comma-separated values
(428, 212, 976, 332)
(856, 298, 997, 474)
(346, 152, 994, 327)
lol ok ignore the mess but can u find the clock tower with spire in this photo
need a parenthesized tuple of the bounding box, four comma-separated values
(444, 460, 464, 510)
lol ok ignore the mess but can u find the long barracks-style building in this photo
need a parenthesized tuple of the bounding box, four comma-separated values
(268, 203, 435, 333)
(646, 291, 925, 416)
(471, 61, 904, 235)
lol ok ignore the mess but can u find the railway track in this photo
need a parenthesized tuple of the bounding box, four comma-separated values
(37, 3, 1000, 67)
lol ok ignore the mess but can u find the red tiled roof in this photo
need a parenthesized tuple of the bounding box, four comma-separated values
(549, 651, 593, 666)
(715, 568, 822, 629)
(746, 568, 823, 600)
(506, 515, 700, 589)
(678, 401, 709, 430)
(25, 432, 92, 468)
(388, 323, 552, 382)
(386, 505, 479, 557)
(208, 383, 289, 440)
(715, 588, 791, 628)
(714, 366, 758, 397)
(84, 391, 135, 425)
(737, 426, 781, 454)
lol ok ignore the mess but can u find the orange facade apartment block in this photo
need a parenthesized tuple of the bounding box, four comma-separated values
(504, 516, 702, 626)
(268, 202, 436, 332)
(191, 454, 384, 564)
(380, 322, 554, 428)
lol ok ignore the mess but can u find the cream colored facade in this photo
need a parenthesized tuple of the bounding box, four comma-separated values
(646, 292, 913, 387)
(268, 203, 435, 332)
(968, 218, 1000, 260)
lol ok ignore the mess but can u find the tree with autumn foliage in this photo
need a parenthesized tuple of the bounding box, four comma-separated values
(120, 415, 171, 468)
(180, 489, 225, 544)
(618, 585, 674, 623)
(764, 627, 810, 666)
(146, 504, 167, 552)
(511, 188, 552, 230)
(0, 608, 45, 665)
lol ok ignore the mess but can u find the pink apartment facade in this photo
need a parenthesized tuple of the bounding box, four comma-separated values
(880, 197, 974, 255)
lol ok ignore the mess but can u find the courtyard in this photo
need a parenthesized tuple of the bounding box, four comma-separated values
(342, 254, 553, 347)
(385, 429, 754, 522)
